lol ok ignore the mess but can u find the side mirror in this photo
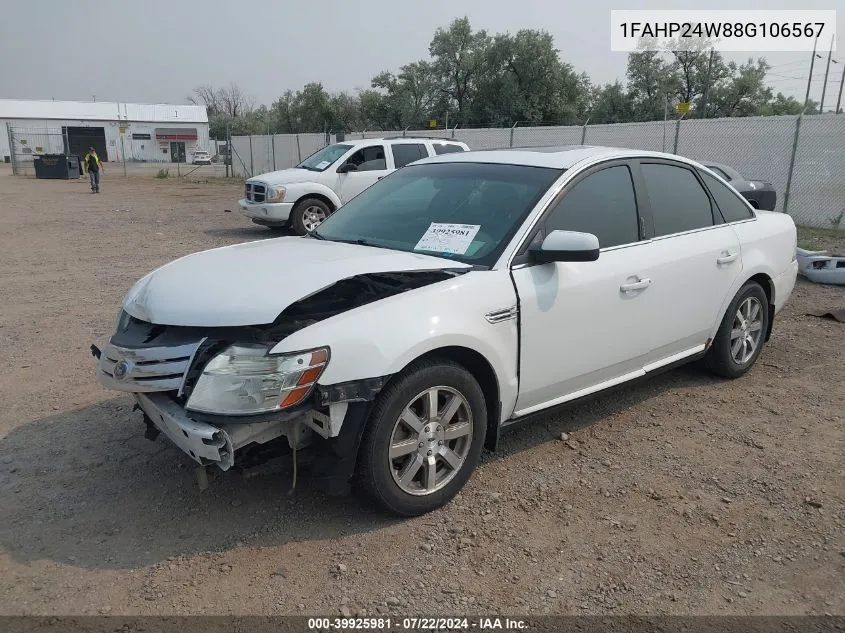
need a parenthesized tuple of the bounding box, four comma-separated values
(337, 163, 357, 174)
(529, 230, 600, 263)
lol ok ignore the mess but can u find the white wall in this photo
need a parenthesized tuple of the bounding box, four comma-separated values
(1, 119, 209, 163)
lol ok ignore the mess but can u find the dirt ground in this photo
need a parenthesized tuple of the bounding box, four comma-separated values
(0, 167, 842, 617)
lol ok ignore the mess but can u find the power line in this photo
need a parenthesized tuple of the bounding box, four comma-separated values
(767, 59, 812, 70)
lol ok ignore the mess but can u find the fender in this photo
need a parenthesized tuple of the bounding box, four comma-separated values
(285, 181, 342, 210)
(709, 213, 797, 340)
(269, 270, 521, 425)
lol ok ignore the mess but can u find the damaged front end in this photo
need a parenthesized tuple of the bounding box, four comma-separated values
(92, 269, 460, 491)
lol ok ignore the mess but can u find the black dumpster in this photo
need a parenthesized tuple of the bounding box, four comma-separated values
(33, 154, 81, 179)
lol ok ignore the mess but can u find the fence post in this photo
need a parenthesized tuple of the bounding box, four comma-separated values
(6, 123, 17, 175)
(580, 118, 590, 145)
(248, 135, 254, 177)
(225, 126, 231, 178)
(295, 134, 302, 163)
(120, 136, 127, 177)
(452, 124, 458, 138)
(272, 134, 277, 171)
(510, 121, 519, 148)
(672, 114, 685, 154)
(783, 112, 804, 217)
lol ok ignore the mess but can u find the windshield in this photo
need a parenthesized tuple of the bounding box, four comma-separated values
(312, 162, 562, 266)
(297, 144, 352, 172)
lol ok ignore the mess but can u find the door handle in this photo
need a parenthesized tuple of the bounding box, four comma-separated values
(620, 277, 652, 293)
(717, 251, 739, 265)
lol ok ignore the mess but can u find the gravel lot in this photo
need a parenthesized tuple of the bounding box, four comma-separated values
(0, 167, 843, 617)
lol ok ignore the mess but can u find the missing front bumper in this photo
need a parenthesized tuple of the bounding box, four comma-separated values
(135, 393, 313, 471)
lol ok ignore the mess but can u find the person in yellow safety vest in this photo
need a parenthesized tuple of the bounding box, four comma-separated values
(83, 146, 105, 193)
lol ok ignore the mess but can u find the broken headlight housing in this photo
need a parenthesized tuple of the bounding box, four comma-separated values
(185, 345, 329, 415)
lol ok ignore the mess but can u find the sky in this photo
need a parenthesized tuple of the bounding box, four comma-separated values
(0, 0, 842, 109)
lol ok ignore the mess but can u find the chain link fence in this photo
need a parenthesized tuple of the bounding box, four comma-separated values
(229, 115, 845, 228)
(5, 126, 68, 176)
(8, 115, 843, 229)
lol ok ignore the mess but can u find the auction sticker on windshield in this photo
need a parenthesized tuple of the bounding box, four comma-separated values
(315, 161, 330, 169)
(414, 223, 481, 255)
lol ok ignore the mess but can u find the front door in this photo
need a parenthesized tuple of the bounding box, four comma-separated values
(338, 144, 391, 203)
(511, 162, 659, 416)
(170, 142, 186, 163)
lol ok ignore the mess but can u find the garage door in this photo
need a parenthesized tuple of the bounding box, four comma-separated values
(63, 127, 108, 161)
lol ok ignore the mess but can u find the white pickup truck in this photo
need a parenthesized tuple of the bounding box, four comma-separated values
(238, 137, 469, 234)
(94, 145, 798, 516)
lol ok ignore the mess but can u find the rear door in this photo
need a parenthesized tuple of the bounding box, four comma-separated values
(630, 159, 743, 363)
(337, 144, 391, 203)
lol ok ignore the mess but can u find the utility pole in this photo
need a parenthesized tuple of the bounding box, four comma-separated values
(699, 48, 715, 118)
(804, 36, 821, 111)
(819, 35, 836, 113)
(836, 66, 845, 114)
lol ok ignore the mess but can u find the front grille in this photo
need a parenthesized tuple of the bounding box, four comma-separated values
(245, 182, 266, 203)
(97, 340, 203, 393)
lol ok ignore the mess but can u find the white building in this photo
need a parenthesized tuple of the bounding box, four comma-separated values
(0, 99, 209, 165)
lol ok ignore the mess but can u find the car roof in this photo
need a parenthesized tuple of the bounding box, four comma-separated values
(412, 145, 703, 170)
(337, 137, 466, 147)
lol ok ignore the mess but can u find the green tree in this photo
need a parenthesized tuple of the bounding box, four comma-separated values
(708, 58, 772, 118)
(590, 82, 636, 123)
(428, 17, 491, 124)
(472, 29, 586, 125)
(758, 93, 816, 116)
(626, 46, 678, 121)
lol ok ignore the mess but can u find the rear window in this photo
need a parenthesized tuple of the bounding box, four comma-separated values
(701, 171, 755, 222)
(433, 143, 465, 155)
(392, 143, 428, 168)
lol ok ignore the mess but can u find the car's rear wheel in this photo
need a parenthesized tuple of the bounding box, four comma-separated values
(357, 360, 487, 516)
(291, 198, 331, 235)
(704, 281, 769, 379)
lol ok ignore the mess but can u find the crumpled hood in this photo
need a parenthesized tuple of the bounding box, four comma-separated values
(248, 168, 327, 186)
(122, 237, 470, 327)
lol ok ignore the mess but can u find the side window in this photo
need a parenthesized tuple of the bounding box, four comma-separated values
(433, 143, 465, 155)
(701, 171, 754, 222)
(345, 145, 386, 171)
(640, 163, 714, 236)
(544, 165, 640, 248)
(391, 143, 427, 168)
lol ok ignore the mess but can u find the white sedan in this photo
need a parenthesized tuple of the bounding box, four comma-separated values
(93, 145, 798, 516)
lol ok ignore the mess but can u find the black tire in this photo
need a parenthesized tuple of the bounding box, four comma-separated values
(704, 281, 770, 379)
(357, 359, 487, 517)
(290, 197, 331, 236)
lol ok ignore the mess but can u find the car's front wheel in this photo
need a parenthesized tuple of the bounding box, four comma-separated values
(704, 281, 770, 378)
(291, 197, 331, 235)
(357, 360, 487, 516)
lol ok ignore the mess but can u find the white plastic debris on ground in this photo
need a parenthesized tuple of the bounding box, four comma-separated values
(796, 248, 845, 286)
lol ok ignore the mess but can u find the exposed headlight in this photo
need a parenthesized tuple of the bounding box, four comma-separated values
(267, 185, 286, 202)
(185, 345, 329, 415)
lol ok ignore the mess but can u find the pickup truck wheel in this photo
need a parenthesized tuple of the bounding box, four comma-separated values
(704, 281, 769, 379)
(357, 360, 486, 516)
(291, 198, 330, 235)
